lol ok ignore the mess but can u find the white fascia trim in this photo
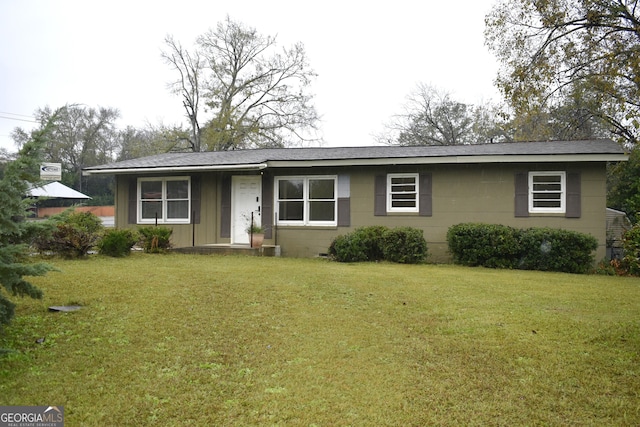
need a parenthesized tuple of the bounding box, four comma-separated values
(83, 163, 268, 176)
(267, 153, 628, 168)
(84, 153, 628, 175)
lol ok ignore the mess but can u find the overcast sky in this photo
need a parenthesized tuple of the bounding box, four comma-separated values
(0, 0, 500, 153)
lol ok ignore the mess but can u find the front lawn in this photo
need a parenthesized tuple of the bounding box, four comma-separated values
(1, 254, 639, 425)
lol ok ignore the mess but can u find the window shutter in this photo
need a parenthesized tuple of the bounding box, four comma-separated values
(566, 172, 581, 218)
(191, 175, 201, 224)
(374, 175, 387, 216)
(128, 177, 137, 224)
(337, 199, 351, 226)
(514, 172, 529, 217)
(419, 173, 432, 217)
(337, 174, 350, 226)
(262, 175, 273, 238)
(220, 175, 231, 238)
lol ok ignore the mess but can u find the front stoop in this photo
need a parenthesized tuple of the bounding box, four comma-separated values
(171, 245, 280, 257)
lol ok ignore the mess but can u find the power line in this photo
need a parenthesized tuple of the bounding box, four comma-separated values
(0, 111, 34, 118)
(0, 113, 38, 123)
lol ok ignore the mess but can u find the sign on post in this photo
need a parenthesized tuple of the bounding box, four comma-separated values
(40, 163, 62, 181)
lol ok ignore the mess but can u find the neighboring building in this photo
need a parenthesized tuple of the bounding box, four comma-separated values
(83, 140, 627, 262)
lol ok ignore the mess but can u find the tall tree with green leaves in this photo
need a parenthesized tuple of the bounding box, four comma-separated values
(608, 144, 640, 222)
(163, 16, 320, 151)
(0, 121, 56, 328)
(12, 105, 120, 192)
(485, 0, 640, 146)
(117, 125, 190, 161)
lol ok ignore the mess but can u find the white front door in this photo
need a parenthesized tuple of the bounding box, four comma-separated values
(232, 175, 262, 244)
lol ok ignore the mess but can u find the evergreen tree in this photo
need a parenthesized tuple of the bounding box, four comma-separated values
(0, 121, 56, 328)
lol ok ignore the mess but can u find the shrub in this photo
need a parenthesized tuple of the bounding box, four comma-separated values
(446, 223, 520, 269)
(328, 234, 369, 263)
(33, 210, 104, 258)
(329, 226, 426, 264)
(518, 227, 597, 274)
(355, 226, 389, 261)
(447, 223, 598, 274)
(380, 227, 428, 264)
(138, 226, 173, 253)
(329, 226, 389, 263)
(98, 229, 138, 257)
(594, 258, 626, 276)
(621, 224, 640, 276)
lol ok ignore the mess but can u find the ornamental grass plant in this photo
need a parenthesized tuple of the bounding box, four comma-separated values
(1, 254, 639, 425)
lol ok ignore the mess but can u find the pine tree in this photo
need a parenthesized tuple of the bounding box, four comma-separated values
(0, 122, 56, 328)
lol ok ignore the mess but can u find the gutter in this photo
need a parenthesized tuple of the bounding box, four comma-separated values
(267, 153, 629, 168)
(83, 163, 268, 176)
(83, 152, 628, 175)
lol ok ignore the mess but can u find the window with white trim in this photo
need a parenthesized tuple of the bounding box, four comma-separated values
(387, 173, 419, 213)
(529, 171, 565, 213)
(138, 177, 191, 224)
(275, 176, 337, 226)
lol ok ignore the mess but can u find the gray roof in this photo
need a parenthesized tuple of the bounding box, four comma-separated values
(83, 139, 627, 175)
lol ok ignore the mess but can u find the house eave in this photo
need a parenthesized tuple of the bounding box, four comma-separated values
(83, 163, 268, 176)
(83, 152, 627, 175)
(266, 153, 628, 168)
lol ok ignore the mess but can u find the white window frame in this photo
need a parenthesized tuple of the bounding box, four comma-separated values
(387, 173, 419, 213)
(138, 177, 191, 224)
(529, 171, 566, 213)
(275, 176, 337, 226)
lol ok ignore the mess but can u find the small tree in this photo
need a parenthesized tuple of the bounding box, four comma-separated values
(0, 123, 56, 328)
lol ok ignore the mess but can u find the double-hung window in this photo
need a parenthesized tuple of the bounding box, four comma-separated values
(275, 176, 337, 226)
(138, 177, 190, 224)
(387, 173, 419, 213)
(529, 171, 565, 213)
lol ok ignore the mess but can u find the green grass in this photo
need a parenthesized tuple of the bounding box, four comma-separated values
(1, 253, 639, 426)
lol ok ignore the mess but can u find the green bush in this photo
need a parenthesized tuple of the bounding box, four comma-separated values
(518, 227, 597, 274)
(359, 225, 390, 261)
(380, 227, 428, 264)
(98, 229, 138, 257)
(447, 223, 598, 274)
(328, 233, 369, 263)
(329, 226, 426, 264)
(329, 226, 389, 263)
(33, 210, 104, 258)
(446, 223, 520, 269)
(138, 226, 173, 253)
(621, 224, 640, 276)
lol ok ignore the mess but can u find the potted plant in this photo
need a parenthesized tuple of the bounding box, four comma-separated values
(246, 223, 265, 248)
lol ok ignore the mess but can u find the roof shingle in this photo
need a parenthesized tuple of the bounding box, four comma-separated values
(84, 139, 626, 174)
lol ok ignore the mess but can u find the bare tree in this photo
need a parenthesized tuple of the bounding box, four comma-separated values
(162, 36, 203, 152)
(378, 84, 507, 146)
(163, 16, 320, 151)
